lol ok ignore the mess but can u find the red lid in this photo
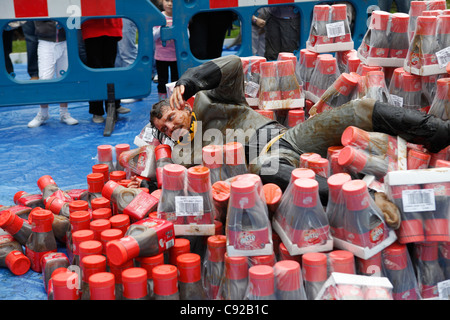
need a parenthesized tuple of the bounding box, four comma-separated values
(187, 166, 211, 193)
(302, 252, 328, 282)
(249, 265, 274, 297)
(169, 238, 191, 265)
(69, 210, 91, 230)
(314, 5, 330, 22)
(224, 142, 246, 166)
(436, 77, 450, 100)
(407, 149, 431, 169)
(92, 208, 112, 220)
(109, 214, 130, 229)
(115, 143, 130, 156)
(391, 67, 405, 89)
(342, 179, 370, 211)
(402, 73, 422, 92)
(359, 64, 382, 76)
(136, 253, 164, 279)
(299, 152, 321, 168)
(29, 209, 54, 232)
(45, 196, 64, 214)
(100, 228, 123, 242)
(318, 57, 337, 75)
(155, 144, 172, 160)
(438, 15, 450, 34)
(260, 61, 278, 77)
(327, 146, 344, 158)
(365, 71, 386, 88)
(255, 109, 275, 120)
(263, 183, 282, 208)
(334, 73, 358, 96)
(338, 146, 368, 172)
(37, 175, 56, 191)
(435, 159, 450, 168)
(90, 219, 111, 235)
(177, 253, 202, 283)
(225, 253, 248, 280)
(52, 271, 80, 300)
(277, 60, 295, 77)
(162, 164, 186, 191)
(69, 200, 89, 213)
(307, 158, 329, 173)
(207, 235, 227, 263)
(391, 13, 409, 33)
(122, 267, 148, 299)
(415, 16, 437, 36)
(230, 179, 257, 209)
(90, 197, 110, 210)
(101, 180, 122, 200)
(370, 10, 391, 31)
(329, 250, 355, 274)
(106, 236, 140, 266)
(13, 191, 27, 204)
(87, 173, 104, 193)
(383, 242, 408, 270)
(89, 272, 116, 300)
(347, 56, 361, 73)
(274, 260, 301, 291)
(410, 1, 427, 17)
(97, 145, 113, 162)
(304, 50, 319, 68)
(109, 171, 126, 182)
(212, 181, 231, 204)
(327, 173, 352, 203)
(202, 145, 223, 169)
(5, 250, 30, 276)
(293, 178, 319, 208)
(331, 4, 347, 21)
(152, 264, 178, 296)
(72, 229, 95, 246)
(251, 253, 276, 266)
(81, 255, 107, 279)
(79, 240, 103, 258)
(291, 168, 316, 181)
(92, 164, 110, 183)
(288, 109, 305, 127)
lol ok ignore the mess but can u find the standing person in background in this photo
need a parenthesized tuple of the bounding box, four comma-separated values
(82, 18, 130, 124)
(28, 20, 78, 128)
(252, 7, 269, 57)
(153, 0, 178, 101)
(377, 0, 411, 14)
(22, 21, 39, 80)
(264, 5, 300, 61)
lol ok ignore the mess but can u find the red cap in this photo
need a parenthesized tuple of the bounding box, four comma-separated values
(89, 272, 116, 300)
(359, 64, 382, 76)
(263, 183, 282, 210)
(224, 142, 246, 166)
(391, 67, 405, 89)
(366, 71, 386, 88)
(69, 200, 89, 213)
(97, 145, 113, 162)
(87, 173, 104, 193)
(90, 197, 110, 210)
(90, 219, 111, 240)
(162, 164, 186, 191)
(202, 145, 223, 169)
(255, 109, 275, 120)
(402, 73, 422, 92)
(291, 168, 316, 181)
(307, 158, 329, 176)
(13, 191, 27, 204)
(304, 50, 319, 68)
(45, 196, 64, 214)
(347, 56, 361, 73)
(106, 236, 140, 266)
(29, 209, 54, 232)
(334, 73, 358, 96)
(5, 250, 30, 276)
(435, 159, 450, 167)
(327, 146, 344, 158)
(230, 179, 257, 209)
(109, 171, 127, 182)
(331, 4, 347, 21)
(416, 242, 439, 262)
(100, 228, 123, 242)
(169, 238, 191, 265)
(92, 208, 112, 220)
(274, 260, 301, 291)
(407, 149, 431, 169)
(52, 271, 80, 300)
(329, 250, 355, 274)
(101, 180, 121, 200)
(152, 264, 178, 296)
(438, 15, 450, 34)
(177, 253, 202, 283)
(338, 146, 368, 172)
(436, 78, 450, 100)
(391, 13, 409, 33)
(37, 175, 56, 192)
(260, 61, 278, 77)
(288, 109, 305, 127)
(122, 267, 148, 299)
(383, 242, 408, 270)
(187, 166, 211, 193)
(314, 5, 330, 22)
(293, 178, 319, 208)
(370, 11, 391, 31)
(79, 240, 103, 261)
(81, 254, 107, 280)
(410, 1, 427, 17)
(155, 144, 172, 161)
(225, 253, 248, 280)
(115, 143, 130, 158)
(327, 173, 352, 203)
(249, 265, 274, 297)
(299, 152, 321, 168)
(277, 60, 295, 77)
(136, 253, 164, 279)
(69, 210, 91, 231)
(318, 57, 337, 75)
(207, 235, 227, 263)
(302, 252, 328, 282)
(92, 164, 110, 183)
(109, 214, 130, 234)
(212, 180, 231, 205)
(342, 179, 370, 211)
(415, 16, 437, 36)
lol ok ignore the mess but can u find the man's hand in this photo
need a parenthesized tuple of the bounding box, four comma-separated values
(170, 85, 188, 110)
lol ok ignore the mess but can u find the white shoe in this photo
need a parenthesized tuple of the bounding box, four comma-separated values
(116, 106, 131, 114)
(60, 113, 79, 125)
(121, 98, 141, 104)
(28, 113, 49, 128)
(92, 115, 105, 123)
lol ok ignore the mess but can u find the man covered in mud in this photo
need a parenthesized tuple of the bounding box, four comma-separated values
(150, 55, 449, 228)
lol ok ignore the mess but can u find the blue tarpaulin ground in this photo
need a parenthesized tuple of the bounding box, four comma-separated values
(0, 63, 159, 300)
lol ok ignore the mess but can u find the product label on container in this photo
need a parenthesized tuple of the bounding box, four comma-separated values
(175, 196, 203, 216)
(346, 222, 387, 248)
(390, 95, 403, 108)
(227, 228, 269, 251)
(134, 217, 175, 252)
(326, 21, 345, 38)
(25, 248, 57, 273)
(123, 192, 159, 221)
(16, 194, 42, 206)
(245, 81, 260, 98)
(402, 189, 436, 212)
(436, 46, 450, 68)
(290, 225, 330, 247)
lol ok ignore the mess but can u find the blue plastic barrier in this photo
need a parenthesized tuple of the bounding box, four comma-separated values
(163, 0, 378, 75)
(0, 0, 165, 107)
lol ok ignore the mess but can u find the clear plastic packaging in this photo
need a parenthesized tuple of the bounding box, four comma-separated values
(308, 55, 341, 101)
(428, 77, 450, 120)
(37, 175, 73, 204)
(41, 252, 69, 293)
(302, 252, 328, 300)
(155, 144, 173, 189)
(296, 49, 319, 92)
(382, 241, 421, 300)
(177, 253, 207, 300)
(203, 235, 226, 300)
(241, 56, 267, 107)
(245, 265, 276, 300)
(118, 145, 157, 180)
(274, 260, 307, 300)
(338, 146, 390, 180)
(408, 1, 447, 41)
(218, 254, 249, 300)
(326, 173, 352, 240)
(157, 163, 187, 225)
(413, 242, 445, 299)
(364, 71, 392, 104)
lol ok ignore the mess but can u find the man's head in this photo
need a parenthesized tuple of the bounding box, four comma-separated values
(150, 99, 192, 141)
